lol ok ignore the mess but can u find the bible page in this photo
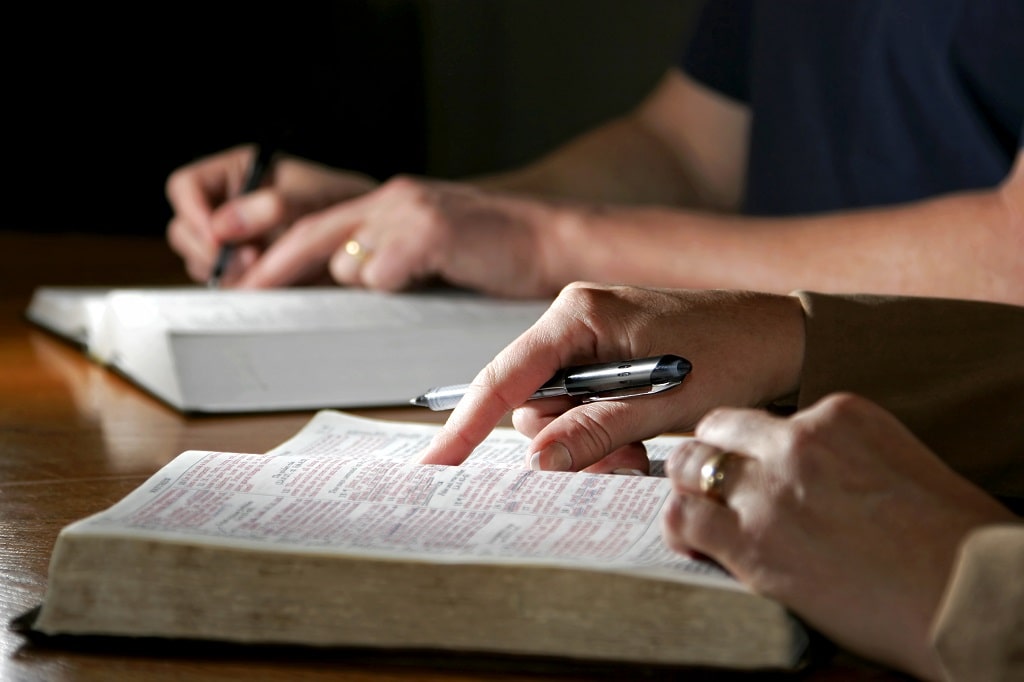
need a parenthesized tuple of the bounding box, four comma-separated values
(267, 410, 693, 474)
(64, 446, 735, 589)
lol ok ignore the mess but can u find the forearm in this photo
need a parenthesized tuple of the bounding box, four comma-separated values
(471, 115, 706, 207)
(546, 185, 1024, 305)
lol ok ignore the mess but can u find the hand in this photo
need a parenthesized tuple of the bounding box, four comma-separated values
(232, 175, 566, 297)
(165, 145, 377, 285)
(420, 282, 806, 472)
(661, 393, 1018, 679)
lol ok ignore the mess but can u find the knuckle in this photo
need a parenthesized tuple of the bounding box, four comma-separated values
(781, 420, 833, 481)
(666, 440, 704, 483)
(262, 192, 288, 226)
(165, 218, 181, 244)
(550, 284, 623, 334)
(164, 170, 183, 198)
(561, 410, 617, 467)
(786, 420, 820, 450)
(694, 406, 732, 435)
(816, 391, 863, 417)
(783, 420, 825, 462)
(554, 282, 611, 309)
(473, 363, 521, 416)
(381, 174, 421, 198)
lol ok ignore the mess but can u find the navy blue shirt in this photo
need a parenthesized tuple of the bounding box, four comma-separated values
(682, 0, 1024, 216)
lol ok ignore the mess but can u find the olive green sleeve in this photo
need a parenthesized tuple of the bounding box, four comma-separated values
(929, 524, 1024, 681)
(793, 292, 1024, 498)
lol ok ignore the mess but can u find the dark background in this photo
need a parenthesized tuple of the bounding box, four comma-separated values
(5, 1, 701, 237)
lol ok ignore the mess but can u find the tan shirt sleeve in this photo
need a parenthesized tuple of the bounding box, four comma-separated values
(929, 524, 1024, 681)
(793, 292, 1024, 499)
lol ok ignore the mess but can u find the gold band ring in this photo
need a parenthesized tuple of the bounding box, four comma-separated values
(699, 450, 738, 501)
(344, 239, 372, 263)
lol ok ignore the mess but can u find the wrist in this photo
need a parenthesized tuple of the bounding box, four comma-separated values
(762, 294, 806, 409)
(544, 201, 626, 291)
(535, 200, 599, 293)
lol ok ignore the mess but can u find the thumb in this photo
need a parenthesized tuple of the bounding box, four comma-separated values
(528, 398, 683, 472)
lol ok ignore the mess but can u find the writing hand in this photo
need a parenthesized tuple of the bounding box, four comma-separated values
(165, 145, 377, 286)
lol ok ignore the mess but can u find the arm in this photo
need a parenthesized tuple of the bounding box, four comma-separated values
(235, 77, 1024, 303)
(543, 148, 1024, 305)
(228, 70, 754, 291)
(182, 63, 1023, 305)
(420, 284, 1024, 485)
(458, 66, 1024, 305)
(472, 69, 749, 212)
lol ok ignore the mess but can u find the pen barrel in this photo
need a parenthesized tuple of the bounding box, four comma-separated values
(558, 355, 691, 396)
(417, 384, 469, 411)
(417, 355, 691, 411)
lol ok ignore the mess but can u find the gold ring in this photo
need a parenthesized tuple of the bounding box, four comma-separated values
(344, 239, 371, 263)
(699, 450, 737, 501)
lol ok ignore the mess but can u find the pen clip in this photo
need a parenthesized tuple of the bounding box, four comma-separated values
(579, 379, 683, 403)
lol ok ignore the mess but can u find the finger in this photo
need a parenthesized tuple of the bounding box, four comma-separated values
(165, 167, 218, 238)
(166, 212, 216, 260)
(665, 440, 754, 505)
(580, 442, 649, 475)
(525, 395, 690, 472)
(209, 190, 289, 244)
(514, 401, 653, 474)
(166, 216, 217, 282)
(693, 406, 791, 464)
(418, 315, 582, 465)
(357, 202, 446, 291)
(217, 244, 262, 288)
(165, 146, 250, 236)
(237, 207, 356, 288)
(320, 188, 417, 287)
(510, 397, 576, 438)
(326, 185, 439, 290)
(661, 492, 741, 565)
(665, 440, 724, 493)
(419, 351, 568, 466)
(328, 232, 376, 287)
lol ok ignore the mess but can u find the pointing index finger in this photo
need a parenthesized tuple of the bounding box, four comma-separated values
(418, 331, 572, 466)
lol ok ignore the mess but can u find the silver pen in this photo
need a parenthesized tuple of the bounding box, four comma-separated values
(410, 354, 692, 411)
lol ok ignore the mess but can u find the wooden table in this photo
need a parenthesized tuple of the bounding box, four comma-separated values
(0, 231, 900, 681)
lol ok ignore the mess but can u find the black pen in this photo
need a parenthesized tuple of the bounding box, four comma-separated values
(410, 354, 692, 411)
(207, 142, 277, 288)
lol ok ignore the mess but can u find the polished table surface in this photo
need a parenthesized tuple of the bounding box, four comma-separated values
(0, 231, 902, 681)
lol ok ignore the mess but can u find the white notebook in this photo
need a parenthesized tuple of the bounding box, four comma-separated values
(26, 286, 550, 413)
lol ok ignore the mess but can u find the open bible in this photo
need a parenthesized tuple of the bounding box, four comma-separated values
(25, 286, 550, 412)
(24, 411, 809, 669)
